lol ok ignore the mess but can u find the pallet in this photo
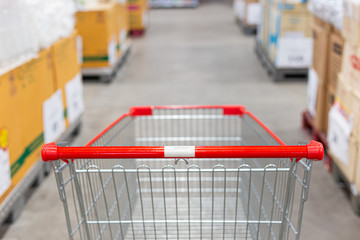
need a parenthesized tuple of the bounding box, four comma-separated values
(0, 116, 82, 225)
(82, 40, 132, 83)
(130, 29, 145, 37)
(328, 151, 360, 215)
(236, 18, 257, 35)
(254, 41, 308, 82)
(301, 110, 360, 215)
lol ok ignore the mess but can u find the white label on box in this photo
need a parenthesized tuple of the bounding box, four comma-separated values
(76, 36, 83, 65)
(276, 37, 314, 68)
(43, 90, 66, 143)
(65, 73, 85, 124)
(307, 68, 318, 118)
(236, 1, 246, 20)
(328, 104, 353, 165)
(108, 38, 117, 66)
(118, 0, 126, 4)
(0, 147, 11, 197)
(142, 11, 149, 27)
(120, 29, 127, 52)
(246, 3, 261, 25)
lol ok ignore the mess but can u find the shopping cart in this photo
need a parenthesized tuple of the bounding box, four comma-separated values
(42, 105, 323, 240)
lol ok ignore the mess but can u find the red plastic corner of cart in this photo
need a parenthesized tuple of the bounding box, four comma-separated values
(130, 106, 153, 116)
(41, 142, 58, 162)
(307, 140, 324, 161)
(223, 105, 246, 116)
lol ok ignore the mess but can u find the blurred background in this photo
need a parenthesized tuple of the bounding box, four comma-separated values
(1, 0, 360, 239)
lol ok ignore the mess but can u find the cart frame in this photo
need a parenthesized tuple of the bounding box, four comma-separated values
(42, 105, 323, 240)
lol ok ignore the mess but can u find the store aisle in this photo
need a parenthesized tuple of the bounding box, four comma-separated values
(2, 2, 360, 239)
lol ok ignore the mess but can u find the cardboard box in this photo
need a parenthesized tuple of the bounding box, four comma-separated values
(311, 16, 333, 82)
(267, 4, 313, 68)
(0, 48, 61, 204)
(235, 0, 261, 27)
(76, 3, 118, 68)
(51, 31, 84, 127)
(256, 0, 269, 49)
(328, 29, 344, 91)
(355, 136, 360, 193)
(340, 43, 360, 92)
(307, 68, 327, 131)
(0, 71, 22, 203)
(336, 74, 360, 137)
(330, 135, 358, 183)
(14, 48, 59, 174)
(325, 85, 336, 133)
(328, 102, 356, 182)
(128, 0, 149, 31)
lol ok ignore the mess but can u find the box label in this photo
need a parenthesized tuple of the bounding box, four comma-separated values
(43, 90, 66, 143)
(65, 73, 85, 124)
(328, 103, 353, 165)
(120, 29, 127, 52)
(76, 36, 83, 65)
(0, 129, 11, 197)
(235, 1, 246, 20)
(108, 38, 117, 66)
(307, 68, 318, 117)
(247, 3, 261, 25)
(276, 37, 313, 68)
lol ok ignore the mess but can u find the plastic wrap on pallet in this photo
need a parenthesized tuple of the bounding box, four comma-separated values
(307, 0, 343, 30)
(0, 0, 38, 74)
(150, 0, 198, 8)
(25, 0, 76, 50)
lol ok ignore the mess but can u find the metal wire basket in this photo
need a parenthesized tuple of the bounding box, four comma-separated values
(42, 105, 323, 240)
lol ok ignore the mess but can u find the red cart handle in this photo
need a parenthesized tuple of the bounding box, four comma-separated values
(42, 140, 323, 162)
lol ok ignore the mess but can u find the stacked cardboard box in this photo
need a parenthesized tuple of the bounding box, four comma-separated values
(0, 31, 84, 206)
(308, 17, 333, 132)
(257, 0, 313, 68)
(76, 3, 118, 69)
(234, 0, 261, 28)
(327, 0, 360, 188)
(76, 2, 130, 69)
(128, 0, 149, 31)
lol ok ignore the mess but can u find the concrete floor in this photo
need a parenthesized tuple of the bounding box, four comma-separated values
(2, 2, 360, 239)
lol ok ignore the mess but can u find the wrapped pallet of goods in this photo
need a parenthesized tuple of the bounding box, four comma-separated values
(76, 2, 131, 81)
(255, 0, 313, 81)
(306, 0, 344, 133)
(267, 1, 313, 69)
(256, 0, 269, 50)
(233, 0, 261, 34)
(0, 0, 84, 223)
(128, 0, 149, 34)
(325, 0, 360, 209)
(150, 0, 199, 8)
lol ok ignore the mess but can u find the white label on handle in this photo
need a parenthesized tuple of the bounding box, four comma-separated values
(165, 146, 195, 158)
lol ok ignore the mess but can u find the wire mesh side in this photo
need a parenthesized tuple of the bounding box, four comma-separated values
(51, 109, 314, 240)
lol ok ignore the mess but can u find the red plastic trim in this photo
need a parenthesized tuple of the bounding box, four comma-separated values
(41, 142, 58, 162)
(129, 106, 153, 116)
(307, 140, 324, 160)
(41, 143, 324, 161)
